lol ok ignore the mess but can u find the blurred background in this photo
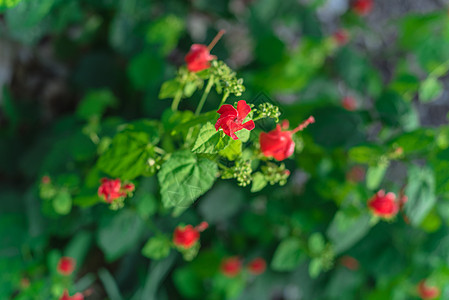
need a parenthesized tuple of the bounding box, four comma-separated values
(2, 0, 449, 299)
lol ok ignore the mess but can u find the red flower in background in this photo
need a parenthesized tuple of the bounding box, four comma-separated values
(221, 257, 242, 277)
(215, 100, 255, 140)
(352, 0, 373, 15)
(342, 96, 357, 111)
(57, 257, 76, 276)
(41, 175, 51, 184)
(247, 257, 266, 275)
(340, 256, 360, 271)
(368, 190, 399, 219)
(98, 178, 134, 203)
(173, 222, 208, 249)
(185, 45, 216, 72)
(333, 29, 349, 46)
(185, 30, 225, 72)
(59, 290, 84, 300)
(259, 116, 315, 161)
(417, 280, 440, 300)
(346, 166, 365, 182)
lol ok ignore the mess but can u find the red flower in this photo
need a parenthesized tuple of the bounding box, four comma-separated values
(346, 166, 365, 182)
(333, 29, 349, 46)
(59, 290, 84, 300)
(173, 222, 208, 249)
(221, 257, 242, 277)
(247, 257, 266, 275)
(342, 96, 357, 111)
(57, 257, 76, 276)
(340, 256, 360, 271)
(216, 100, 255, 140)
(41, 175, 51, 184)
(185, 30, 225, 72)
(259, 116, 315, 161)
(185, 44, 216, 72)
(368, 190, 399, 219)
(98, 178, 134, 203)
(417, 280, 440, 300)
(352, 0, 373, 15)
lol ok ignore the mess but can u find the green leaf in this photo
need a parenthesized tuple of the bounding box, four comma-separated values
(173, 267, 203, 299)
(251, 172, 267, 193)
(308, 258, 322, 279)
(387, 128, 435, 155)
(419, 77, 443, 103)
(159, 80, 181, 100)
(271, 237, 306, 271)
(97, 131, 154, 180)
(191, 123, 219, 153)
(53, 190, 72, 215)
(348, 144, 384, 165)
(76, 89, 118, 120)
(158, 150, 217, 209)
(404, 165, 436, 226)
(97, 210, 145, 261)
(432, 148, 449, 195)
(308, 233, 325, 255)
(327, 209, 372, 254)
(98, 268, 123, 300)
(0, 0, 22, 10)
(366, 163, 388, 190)
(375, 90, 419, 131)
(219, 139, 242, 161)
(127, 51, 164, 89)
(146, 15, 184, 55)
(142, 235, 171, 260)
(234, 128, 251, 142)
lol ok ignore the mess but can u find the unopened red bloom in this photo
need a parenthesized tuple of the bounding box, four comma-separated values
(221, 257, 242, 277)
(173, 222, 208, 249)
(342, 96, 357, 111)
(346, 166, 365, 182)
(98, 178, 128, 203)
(41, 175, 51, 184)
(333, 29, 349, 46)
(216, 100, 255, 140)
(259, 116, 315, 161)
(123, 183, 135, 192)
(340, 256, 360, 271)
(368, 190, 399, 219)
(57, 257, 76, 276)
(417, 280, 440, 300)
(60, 290, 84, 300)
(247, 257, 266, 275)
(185, 44, 216, 72)
(352, 0, 373, 15)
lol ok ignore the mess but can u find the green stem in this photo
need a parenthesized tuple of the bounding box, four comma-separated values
(171, 89, 183, 111)
(195, 76, 214, 116)
(219, 91, 230, 107)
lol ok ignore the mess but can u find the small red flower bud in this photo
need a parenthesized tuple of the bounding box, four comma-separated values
(59, 289, 84, 300)
(346, 166, 365, 182)
(195, 221, 209, 232)
(259, 116, 315, 161)
(216, 100, 255, 140)
(123, 183, 135, 193)
(221, 257, 242, 277)
(173, 225, 201, 249)
(368, 190, 399, 219)
(247, 257, 266, 275)
(57, 257, 76, 276)
(333, 29, 349, 46)
(352, 0, 373, 16)
(342, 96, 357, 111)
(340, 256, 360, 271)
(417, 280, 440, 300)
(41, 175, 51, 184)
(98, 178, 127, 203)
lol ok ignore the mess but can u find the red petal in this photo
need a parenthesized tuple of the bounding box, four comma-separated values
(236, 100, 251, 119)
(242, 120, 255, 131)
(217, 104, 237, 117)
